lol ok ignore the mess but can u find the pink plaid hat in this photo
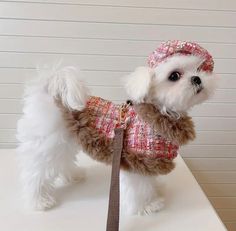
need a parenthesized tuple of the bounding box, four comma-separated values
(147, 40, 214, 72)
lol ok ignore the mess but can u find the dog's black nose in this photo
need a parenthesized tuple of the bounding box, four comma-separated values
(191, 76, 201, 85)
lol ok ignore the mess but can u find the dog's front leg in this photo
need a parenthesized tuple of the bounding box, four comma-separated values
(120, 170, 164, 215)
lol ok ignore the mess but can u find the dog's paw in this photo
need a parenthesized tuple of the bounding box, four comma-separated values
(139, 198, 164, 215)
(32, 195, 57, 211)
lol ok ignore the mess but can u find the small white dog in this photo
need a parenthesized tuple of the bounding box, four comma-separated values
(17, 41, 216, 215)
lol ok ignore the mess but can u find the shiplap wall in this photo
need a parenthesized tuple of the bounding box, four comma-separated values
(0, 0, 235, 230)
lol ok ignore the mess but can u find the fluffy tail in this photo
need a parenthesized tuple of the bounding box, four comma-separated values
(17, 64, 89, 143)
(43, 65, 89, 111)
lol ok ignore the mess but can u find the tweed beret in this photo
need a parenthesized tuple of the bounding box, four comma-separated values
(147, 40, 214, 72)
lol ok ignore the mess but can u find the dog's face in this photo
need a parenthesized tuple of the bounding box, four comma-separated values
(125, 55, 217, 113)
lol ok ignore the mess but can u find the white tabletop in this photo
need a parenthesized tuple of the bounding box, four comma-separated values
(0, 149, 227, 231)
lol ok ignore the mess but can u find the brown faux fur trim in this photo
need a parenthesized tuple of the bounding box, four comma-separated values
(58, 104, 113, 165)
(121, 151, 175, 175)
(134, 103, 196, 145)
(56, 100, 196, 176)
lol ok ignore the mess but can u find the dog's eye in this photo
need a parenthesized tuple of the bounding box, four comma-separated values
(168, 72, 181, 81)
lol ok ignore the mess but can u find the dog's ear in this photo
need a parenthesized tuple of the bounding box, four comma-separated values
(124, 66, 155, 103)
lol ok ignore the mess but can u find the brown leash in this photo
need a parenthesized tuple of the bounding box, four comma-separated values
(106, 128, 124, 231)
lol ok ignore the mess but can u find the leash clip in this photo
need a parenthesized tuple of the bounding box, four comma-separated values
(117, 101, 132, 129)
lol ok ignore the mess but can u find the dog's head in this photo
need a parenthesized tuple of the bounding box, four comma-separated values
(125, 41, 217, 115)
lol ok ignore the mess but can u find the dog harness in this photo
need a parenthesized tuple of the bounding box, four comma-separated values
(86, 96, 179, 160)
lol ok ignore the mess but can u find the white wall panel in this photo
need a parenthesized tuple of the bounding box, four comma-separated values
(0, 129, 15, 143)
(185, 158, 236, 171)
(201, 184, 236, 197)
(209, 197, 236, 209)
(194, 117, 236, 131)
(225, 223, 236, 231)
(0, 114, 21, 128)
(1, 36, 236, 59)
(192, 132, 236, 145)
(190, 103, 236, 117)
(0, 2, 235, 27)
(1, 20, 236, 43)
(0, 99, 22, 113)
(181, 145, 236, 158)
(217, 210, 236, 222)
(193, 171, 236, 184)
(2, 0, 236, 11)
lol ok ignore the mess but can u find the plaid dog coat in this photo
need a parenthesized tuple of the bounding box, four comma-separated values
(86, 96, 179, 160)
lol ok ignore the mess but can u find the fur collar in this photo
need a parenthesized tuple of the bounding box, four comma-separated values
(134, 103, 196, 145)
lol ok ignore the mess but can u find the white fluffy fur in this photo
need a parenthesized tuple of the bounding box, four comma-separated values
(120, 170, 164, 215)
(47, 66, 89, 110)
(124, 66, 155, 103)
(17, 56, 216, 213)
(17, 66, 86, 210)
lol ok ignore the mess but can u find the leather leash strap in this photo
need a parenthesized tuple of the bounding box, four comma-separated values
(106, 128, 124, 231)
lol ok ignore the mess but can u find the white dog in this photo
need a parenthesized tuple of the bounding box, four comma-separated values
(17, 41, 216, 215)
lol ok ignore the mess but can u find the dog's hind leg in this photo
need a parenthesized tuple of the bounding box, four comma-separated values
(18, 131, 82, 210)
(17, 140, 58, 210)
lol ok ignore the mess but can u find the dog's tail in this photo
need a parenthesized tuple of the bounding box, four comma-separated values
(34, 65, 89, 111)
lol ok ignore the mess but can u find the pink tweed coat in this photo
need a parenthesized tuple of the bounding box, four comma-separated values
(86, 96, 179, 160)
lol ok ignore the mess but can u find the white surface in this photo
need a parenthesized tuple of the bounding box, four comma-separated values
(0, 149, 227, 231)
